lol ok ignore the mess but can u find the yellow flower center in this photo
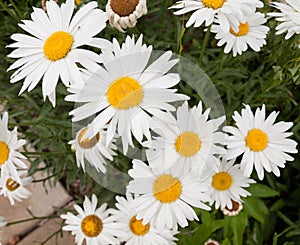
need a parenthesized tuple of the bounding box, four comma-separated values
(77, 128, 100, 149)
(0, 141, 9, 165)
(106, 76, 143, 109)
(81, 215, 103, 237)
(202, 0, 226, 9)
(129, 216, 150, 236)
(43, 31, 74, 61)
(245, 129, 268, 152)
(230, 22, 249, 36)
(212, 172, 233, 191)
(110, 0, 139, 16)
(175, 132, 201, 157)
(153, 174, 182, 203)
(6, 178, 20, 192)
(75, 0, 82, 5)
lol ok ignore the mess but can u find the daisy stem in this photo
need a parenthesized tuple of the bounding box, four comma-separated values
(198, 25, 212, 65)
(9, 0, 23, 19)
(178, 15, 186, 57)
(5, 215, 60, 227)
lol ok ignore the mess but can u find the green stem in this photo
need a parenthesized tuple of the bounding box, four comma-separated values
(178, 15, 186, 57)
(6, 215, 60, 227)
(9, 0, 22, 19)
(0, 1, 19, 22)
(198, 25, 212, 65)
(32, 173, 60, 183)
(22, 151, 70, 156)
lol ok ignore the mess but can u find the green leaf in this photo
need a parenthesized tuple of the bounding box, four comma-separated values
(243, 196, 269, 223)
(230, 211, 248, 245)
(222, 238, 232, 245)
(247, 183, 279, 198)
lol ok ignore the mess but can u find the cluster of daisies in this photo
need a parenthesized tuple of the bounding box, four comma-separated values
(59, 100, 297, 244)
(1, 0, 299, 244)
(171, 0, 300, 56)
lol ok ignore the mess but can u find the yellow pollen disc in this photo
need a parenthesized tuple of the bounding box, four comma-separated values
(75, 0, 82, 5)
(78, 128, 100, 149)
(6, 178, 20, 192)
(81, 215, 103, 237)
(212, 172, 233, 191)
(230, 22, 249, 36)
(43, 31, 74, 61)
(175, 132, 201, 157)
(245, 129, 268, 152)
(202, 0, 226, 9)
(129, 216, 150, 236)
(106, 76, 143, 109)
(153, 174, 182, 203)
(0, 141, 9, 165)
(110, 0, 139, 16)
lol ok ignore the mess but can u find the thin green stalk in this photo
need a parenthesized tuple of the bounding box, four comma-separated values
(0, 1, 19, 22)
(6, 215, 60, 227)
(22, 152, 70, 156)
(178, 15, 186, 57)
(198, 25, 212, 65)
(9, 0, 23, 19)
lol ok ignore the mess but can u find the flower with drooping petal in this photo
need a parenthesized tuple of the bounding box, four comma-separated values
(0, 170, 32, 206)
(106, 0, 147, 32)
(211, 11, 269, 57)
(66, 35, 189, 154)
(223, 104, 298, 180)
(69, 125, 117, 173)
(61, 194, 123, 245)
(220, 199, 243, 216)
(110, 195, 178, 245)
(207, 158, 255, 209)
(7, 0, 109, 106)
(268, 0, 300, 43)
(169, 0, 263, 32)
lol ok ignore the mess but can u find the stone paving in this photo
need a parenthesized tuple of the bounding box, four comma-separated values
(0, 153, 75, 245)
(0, 177, 74, 245)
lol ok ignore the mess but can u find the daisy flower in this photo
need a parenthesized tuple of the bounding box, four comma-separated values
(127, 158, 211, 230)
(0, 170, 32, 206)
(7, 0, 108, 106)
(106, 0, 147, 32)
(220, 199, 243, 216)
(223, 104, 298, 180)
(268, 0, 300, 41)
(207, 158, 254, 209)
(110, 195, 178, 245)
(211, 12, 269, 57)
(69, 125, 117, 173)
(61, 194, 123, 245)
(147, 101, 226, 175)
(169, 0, 263, 32)
(0, 112, 27, 183)
(66, 35, 189, 154)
